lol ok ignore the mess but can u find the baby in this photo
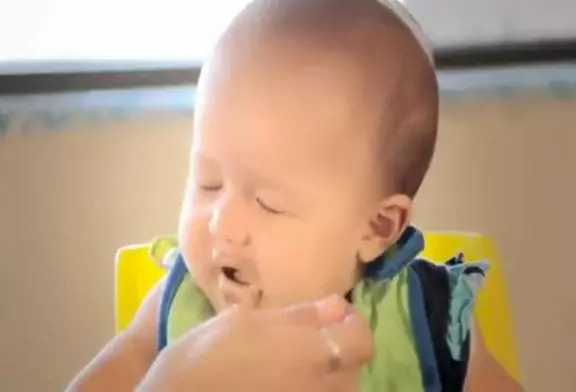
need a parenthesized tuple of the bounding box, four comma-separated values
(71, 0, 523, 390)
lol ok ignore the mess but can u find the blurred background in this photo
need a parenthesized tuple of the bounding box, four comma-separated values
(1, 0, 575, 391)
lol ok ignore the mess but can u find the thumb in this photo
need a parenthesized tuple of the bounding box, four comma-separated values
(266, 295, 351, 327)
(314, 294, 352, 325)
(322, 310, 374, 368)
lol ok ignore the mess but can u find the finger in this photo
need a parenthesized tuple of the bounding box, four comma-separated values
(276, 309, 373, 374)
(265, 301, 323, 327)
(263, 295, 351, 328)
(322, 311, 374, 368)
(315, 295, 351, 324)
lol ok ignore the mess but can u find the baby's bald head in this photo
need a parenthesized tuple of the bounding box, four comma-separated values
(197, 0, 438, 198)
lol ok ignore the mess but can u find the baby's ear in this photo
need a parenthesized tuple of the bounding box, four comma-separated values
(357, 194, 412, 263)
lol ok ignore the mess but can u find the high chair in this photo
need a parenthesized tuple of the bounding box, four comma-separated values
(115, 231, 521, 382)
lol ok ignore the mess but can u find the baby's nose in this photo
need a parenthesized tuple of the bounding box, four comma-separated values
(209, 194, 250, 247)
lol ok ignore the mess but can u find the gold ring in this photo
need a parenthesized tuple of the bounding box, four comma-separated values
(321, 327, 342, 372)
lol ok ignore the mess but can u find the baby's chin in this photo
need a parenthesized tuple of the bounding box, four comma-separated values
(208, 273, 264, 311)
(209, 271, 320, 311)
(212, 291, 287, 312)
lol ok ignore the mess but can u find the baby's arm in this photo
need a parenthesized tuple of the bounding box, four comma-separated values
(465, 320, 524, 392)
(65, 279, 165, 392)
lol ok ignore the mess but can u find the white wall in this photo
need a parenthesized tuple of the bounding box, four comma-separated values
(1, 0, 575, 65)
(405, 0, 576, 46)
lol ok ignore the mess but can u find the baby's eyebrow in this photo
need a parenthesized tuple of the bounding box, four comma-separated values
(252, 176, 293, 193)
(190, 150, 220, 168)
(250, 171, 310, 197)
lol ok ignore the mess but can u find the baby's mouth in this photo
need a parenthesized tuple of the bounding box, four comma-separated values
(221, 266, 250, 286)
(218, 266, 262, 309)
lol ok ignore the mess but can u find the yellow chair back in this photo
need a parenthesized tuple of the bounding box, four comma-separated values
(115, 232, 520, 381)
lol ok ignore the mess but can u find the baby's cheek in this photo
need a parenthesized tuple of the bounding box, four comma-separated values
(178, 211, 216, 292)
(255, 246, 335, 307)
(252, 246, 304, 307)
(252, 220, 359, 307)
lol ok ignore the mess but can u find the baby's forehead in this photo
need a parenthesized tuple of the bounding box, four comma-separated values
(196, 56, 384, 183)
(200, 35, 421, 175)
(204, 50, 389, 144)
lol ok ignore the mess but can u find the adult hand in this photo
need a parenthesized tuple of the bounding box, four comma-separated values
(137, 295, 373, 392)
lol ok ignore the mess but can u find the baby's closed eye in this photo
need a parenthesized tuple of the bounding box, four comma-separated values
(198, 183, 223, 193)
(255, 197, 285, 215)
